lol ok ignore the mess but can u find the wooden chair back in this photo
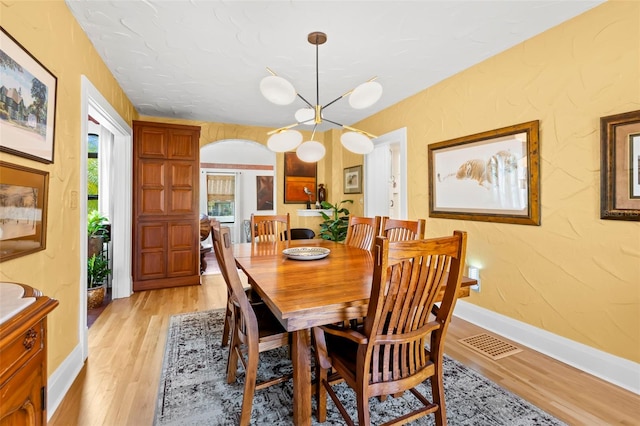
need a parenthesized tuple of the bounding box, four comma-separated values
(250, 213, 291, 242)
(212, 225, 257, 346)
(210, 219, 234, 346)
(313, 231, 467, 425)
(212, 225, 290, 425)
(379, 217, 426, 241)
(365, 231, 466, 389)
(344, 216, 381, 251)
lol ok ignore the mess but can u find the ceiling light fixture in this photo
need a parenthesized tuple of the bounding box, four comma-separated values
(260, 31, 382, 162)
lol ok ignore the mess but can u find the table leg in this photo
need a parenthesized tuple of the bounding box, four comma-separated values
(291, 329, 312, 426)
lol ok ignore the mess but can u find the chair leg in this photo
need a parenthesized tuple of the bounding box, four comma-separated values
(238, 343, 259, 426)
(356, 388, 371, 426)
(312, 327, 331, 422)
(431, 369, 447, 426)
(221, 302, 231, 347)
(226, 331, 240, 384)
(316, 367, 328, 422)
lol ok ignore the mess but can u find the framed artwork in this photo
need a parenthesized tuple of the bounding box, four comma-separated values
(284, 152, 316, 204)
(0, 26, 57, 163)
(344, 165, 363, 194)
(428, 120, 540, 225)
(256, 175, 274, 210)
(0, 161, 49, 262)
(600, 110, 640, 221)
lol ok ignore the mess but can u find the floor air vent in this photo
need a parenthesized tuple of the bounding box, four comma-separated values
(458, 333, 522, 360)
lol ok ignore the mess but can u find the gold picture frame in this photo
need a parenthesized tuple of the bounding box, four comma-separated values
(344, 165, 362, 194)
(600, 110, 640, 221)
(428, 120, 540, 225)
(0, 161, 49, 261)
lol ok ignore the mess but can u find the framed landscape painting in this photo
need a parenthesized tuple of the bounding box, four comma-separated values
(0, 161, 49, 261)
(600, 110, 640, 221)
(428, 120, 540, 225)
(0, 26, 57, 163)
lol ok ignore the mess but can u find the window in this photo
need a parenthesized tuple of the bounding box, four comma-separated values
(87, 133, 99, 213)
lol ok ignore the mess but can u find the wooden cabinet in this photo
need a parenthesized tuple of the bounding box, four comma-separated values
(0, 282, 58, 426)
(133, 121, 201, 291)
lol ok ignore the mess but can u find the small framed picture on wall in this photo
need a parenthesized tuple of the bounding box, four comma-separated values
(344, 165, 363, 194)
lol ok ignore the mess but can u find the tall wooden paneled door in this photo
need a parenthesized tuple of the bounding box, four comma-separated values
(133, 121, 201, 291)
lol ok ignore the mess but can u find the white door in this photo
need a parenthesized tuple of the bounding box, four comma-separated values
(365, 128, 407, 219)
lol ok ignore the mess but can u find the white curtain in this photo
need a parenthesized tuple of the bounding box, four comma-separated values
(98, 126, 115, 224)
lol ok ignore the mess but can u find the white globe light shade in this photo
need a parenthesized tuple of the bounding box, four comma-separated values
(341, 132, 374, 154)
(260, 75, 296, 105)
(296, 141, 326, 162)
(294, 108, 315, 125)
(267, 130, 302, 152)
(349, 81, 383, 109)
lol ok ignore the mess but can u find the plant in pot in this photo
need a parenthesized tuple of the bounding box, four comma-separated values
(319, 199, 353, 242)
(87, 253, 111, 309)
(87, 211, 110, 258)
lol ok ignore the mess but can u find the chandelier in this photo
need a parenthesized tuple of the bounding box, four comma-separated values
(260, 31, 382, 162)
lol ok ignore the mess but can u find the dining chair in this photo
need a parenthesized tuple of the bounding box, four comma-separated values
(250, 213, 291, 242)
(210, 219, 256, 348)
(286, 227, 316, 240)
(212, 225, 291, 426)
(344, 216, 381, 251)
(313, 231, 467, 425)
(379, 217, 426, 241)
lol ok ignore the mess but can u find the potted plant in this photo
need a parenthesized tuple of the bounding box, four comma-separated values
(87, 253, 111, 309)
(319, 199, 353, 242)
(87, 211, 110, 257)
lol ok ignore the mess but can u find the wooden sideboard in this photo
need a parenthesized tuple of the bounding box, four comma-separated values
(0, 282, 58, 426)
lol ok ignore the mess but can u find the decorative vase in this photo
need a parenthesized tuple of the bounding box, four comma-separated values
(318, 184, 326, 203)
(87, 285, 105, 309)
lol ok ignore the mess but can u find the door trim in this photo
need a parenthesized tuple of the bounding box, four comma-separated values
(80, 76, 133, 360)
(365, 127, 408, 219)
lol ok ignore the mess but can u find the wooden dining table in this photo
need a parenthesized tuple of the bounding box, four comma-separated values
(233, 238, 476, 426)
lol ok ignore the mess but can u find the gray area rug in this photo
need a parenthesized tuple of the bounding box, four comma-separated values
(154, 310, 565, 425)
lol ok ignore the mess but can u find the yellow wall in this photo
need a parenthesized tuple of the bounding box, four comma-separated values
(1, 0, 637, 391)
(0, 1, 138, 372)
(355, 1, 640, 363)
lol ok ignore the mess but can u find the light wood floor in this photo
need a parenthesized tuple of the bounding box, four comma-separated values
(49, 273, 640, 426)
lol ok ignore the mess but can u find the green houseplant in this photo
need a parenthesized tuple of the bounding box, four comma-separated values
(319, 199, 353, 242)
(87, 253, 111, 309)
(87, 211, 110, 258)
(88, 210, 110, 240)
(88, 254, 111, 289)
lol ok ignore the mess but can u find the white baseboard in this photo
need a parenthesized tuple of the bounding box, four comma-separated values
(453, 300, 640, 395)
(47, 343, 84, 420)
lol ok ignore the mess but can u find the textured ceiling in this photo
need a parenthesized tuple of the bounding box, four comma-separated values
(66, 0, 603, 131)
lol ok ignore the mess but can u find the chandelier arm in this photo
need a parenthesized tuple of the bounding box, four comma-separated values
(310, 124, 318, 141)
(322, 117, 345, 127)
(322, 118, 378, 139)
(322, 94, 345, 110)
(342, 125, 377, 139)
(297, 93, 314, 109)
(266, 122, 300, 136)
(322, 77, 380, 110)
